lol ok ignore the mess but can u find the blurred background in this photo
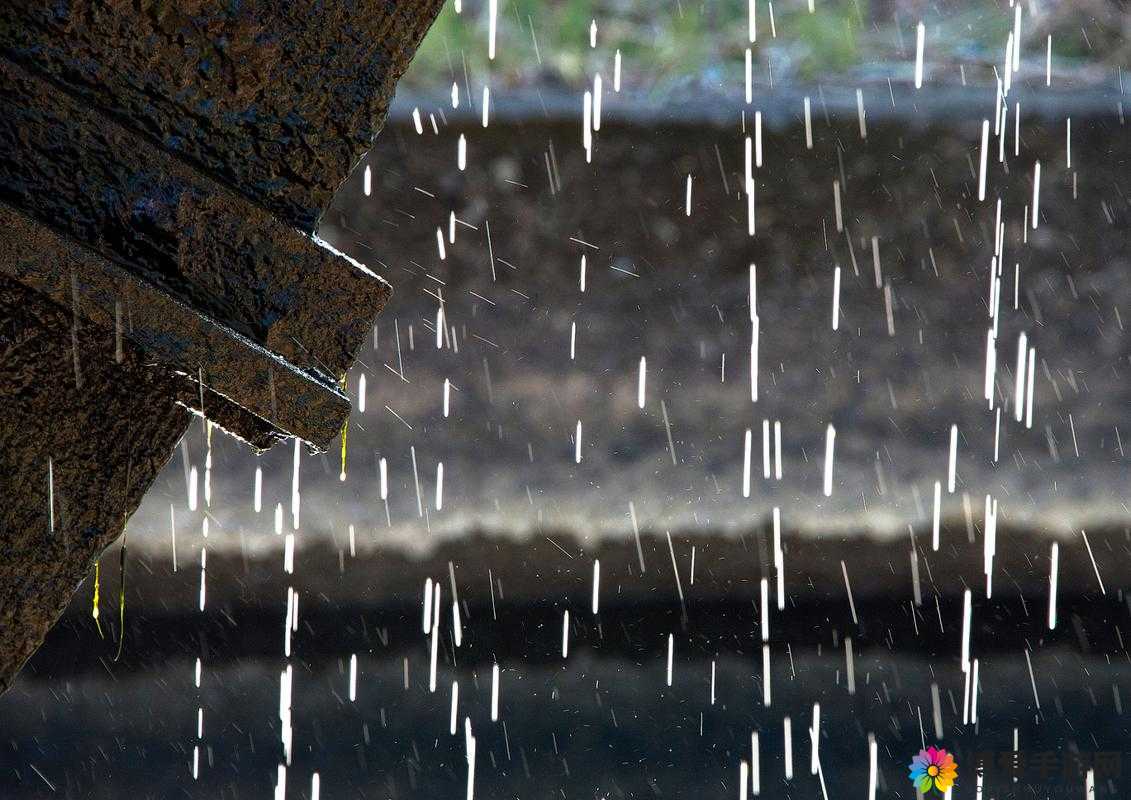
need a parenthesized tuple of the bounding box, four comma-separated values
(4, 1, 1131, 797)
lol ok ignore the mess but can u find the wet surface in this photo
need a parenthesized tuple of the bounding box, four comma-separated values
(8, 101, 1131, 799)
(131, 110, 1131, 547)
(4, 648, 1128, 797)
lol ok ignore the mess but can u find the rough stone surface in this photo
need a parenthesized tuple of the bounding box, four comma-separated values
(0, 58, 392, 417)
(0, 0, 443, 691)
(0, 276, 191, 694)
(0, 0, 445, 231)
(0, 203, 351, 447)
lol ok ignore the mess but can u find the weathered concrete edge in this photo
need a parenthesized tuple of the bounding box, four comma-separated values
(0, 202, 351, 451)
(393, 82, 1128, 129)
(1, 56, 392, 390)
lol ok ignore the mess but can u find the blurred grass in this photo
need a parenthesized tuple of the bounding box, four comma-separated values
(405, 0, 1125, 92)
(788, 7, 860, 80)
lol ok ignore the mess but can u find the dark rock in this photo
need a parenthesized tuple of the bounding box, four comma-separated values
(0, 0, 443, 691)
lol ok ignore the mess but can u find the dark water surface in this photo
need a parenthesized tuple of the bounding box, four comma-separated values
(6, 103, 1131, 797)
(3, 647, 1128, 798)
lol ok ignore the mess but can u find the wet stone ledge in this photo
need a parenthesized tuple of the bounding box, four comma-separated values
(0, 0, 443, 692)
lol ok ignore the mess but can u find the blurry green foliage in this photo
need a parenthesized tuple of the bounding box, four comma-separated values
(406, 0, 1123, 91)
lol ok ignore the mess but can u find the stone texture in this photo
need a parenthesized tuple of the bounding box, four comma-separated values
(0, 0, 443, 691)
(0, 275, 191, 693)
(0, 203, 350, 447)
(0, 56, 390, 436)
(0, 0, 444, 231)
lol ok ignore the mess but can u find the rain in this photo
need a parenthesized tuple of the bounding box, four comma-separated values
(4, 1, 1131, 799)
